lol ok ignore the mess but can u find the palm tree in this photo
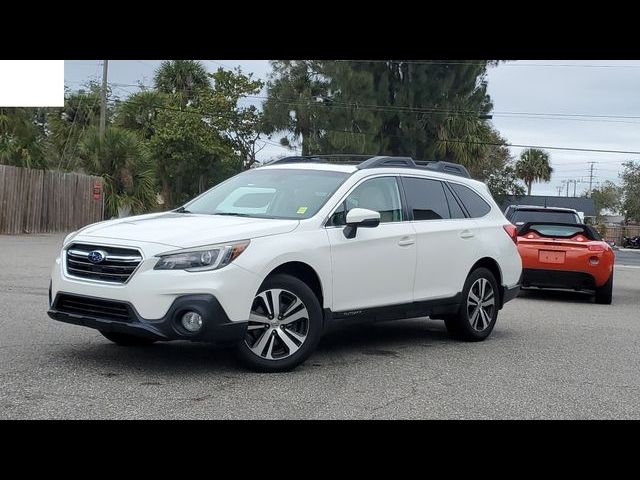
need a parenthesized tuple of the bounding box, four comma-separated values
(515, 148, 553, 195)
(153, 60, 210, 106)
(0, 107, 47, 169)
(115, 90, 165, 139)
(78, 126, 156, 218)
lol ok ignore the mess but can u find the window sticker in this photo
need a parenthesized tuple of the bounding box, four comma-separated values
(297, 207, 308, 215)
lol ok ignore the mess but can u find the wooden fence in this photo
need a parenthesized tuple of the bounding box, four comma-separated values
(0, 165, 104, 234)
(600, 225, 640, 246)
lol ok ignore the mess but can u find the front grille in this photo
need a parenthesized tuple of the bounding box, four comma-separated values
(55, 294, 132, 322)
(65, 243, 142, 284)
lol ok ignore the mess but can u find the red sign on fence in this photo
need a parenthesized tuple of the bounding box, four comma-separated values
(93, 182, 102, 200)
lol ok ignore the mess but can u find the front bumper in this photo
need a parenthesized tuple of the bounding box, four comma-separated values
(51, 238, 263, 322)
(48, 292, 247, 344)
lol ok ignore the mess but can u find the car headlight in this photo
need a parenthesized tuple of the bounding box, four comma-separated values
(154, 240, 250, 272)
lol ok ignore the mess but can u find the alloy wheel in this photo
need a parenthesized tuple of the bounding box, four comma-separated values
(467, 278, 495, 331)
(245, 288, 310, 360)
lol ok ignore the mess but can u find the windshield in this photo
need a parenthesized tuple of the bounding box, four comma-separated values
(184, 168, 350, 219)
(511, 210, 580, 225)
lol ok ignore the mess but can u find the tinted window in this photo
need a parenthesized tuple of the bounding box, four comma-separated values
(330, 177, 403, 226)
(525, 224, 585, 237)
(402, 177, 450, 220)
(449, 183, 491, 218)
(444, 184, 466, 219)
(510, 210, 580, 225)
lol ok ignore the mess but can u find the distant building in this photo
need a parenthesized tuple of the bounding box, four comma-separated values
(497, 195, 597, 221)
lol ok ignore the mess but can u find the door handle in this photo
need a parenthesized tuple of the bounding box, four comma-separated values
(398, 237, 415, 246)
(460, 230, 475, 239)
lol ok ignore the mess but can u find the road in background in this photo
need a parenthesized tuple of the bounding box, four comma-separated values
(1, 234, 639, 419)
(616, 248, 640, 267)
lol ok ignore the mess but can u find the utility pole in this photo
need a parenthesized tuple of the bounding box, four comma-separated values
(573, 179, 577, 197)
(99, 60, 108, 145)
(556, 185, 563, 196)
(587, 161, 597, 196)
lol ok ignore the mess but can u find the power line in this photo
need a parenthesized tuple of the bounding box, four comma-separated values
(443, 139, 640, 156)
(64, 83, 640, 160)
(104, 82, 640, 125)
(335, 60, 640, 69)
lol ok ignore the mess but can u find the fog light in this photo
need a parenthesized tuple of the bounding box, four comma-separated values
(181, 311, 203, 333)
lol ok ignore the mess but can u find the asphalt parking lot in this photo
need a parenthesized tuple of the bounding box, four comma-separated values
(1, 233, 639, 419)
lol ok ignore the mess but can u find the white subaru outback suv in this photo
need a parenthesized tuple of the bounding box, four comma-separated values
(48, 155, 522, 372)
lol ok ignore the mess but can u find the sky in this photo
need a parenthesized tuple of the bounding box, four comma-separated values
(64, 59, 640, 196)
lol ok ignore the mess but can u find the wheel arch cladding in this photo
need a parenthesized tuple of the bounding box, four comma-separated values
(469, 257, 503, 305)
(266, 261, 324, 307)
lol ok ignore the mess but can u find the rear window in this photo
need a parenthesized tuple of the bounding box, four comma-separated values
(511, 210, 580, 225)
(448, 183, 491, 218)
(521, 223, 601, 240)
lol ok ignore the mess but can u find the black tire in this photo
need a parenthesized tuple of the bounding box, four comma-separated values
(235, 273, 323, 373)
(595, 273, 613, 305)
(445, 267, 499, 342)
(100, 331, 157, 346)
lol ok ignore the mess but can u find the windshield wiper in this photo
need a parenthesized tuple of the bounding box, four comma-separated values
(213, 212, 253, 217)
(174, 206, 192, 214)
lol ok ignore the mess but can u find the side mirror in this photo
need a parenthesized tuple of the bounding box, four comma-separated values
(343, 208, 381, 239)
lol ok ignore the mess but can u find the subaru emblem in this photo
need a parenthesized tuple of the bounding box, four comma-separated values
(87, 250, 107, 264)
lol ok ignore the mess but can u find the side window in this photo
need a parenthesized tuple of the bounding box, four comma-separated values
(327, 202, 346, 227)
(330, 177, 403, 226)
(444, 184, 466, 219)
(402, 177, 450, 220)
(449, 183, 492, 218)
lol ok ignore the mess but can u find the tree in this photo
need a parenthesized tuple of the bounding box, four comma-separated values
(515, 148, 553, 195)
(262, 60, 497, 170)
(590, 181, 622, 218)
(146, 92, 234, 208)
(262, 60, 330, 155)
(621, 161, 640, 223)
(78, 126, 156, 218)
(46, 84, 105, 170)
(471, 129, 525, 198)
(0, 107, 47, 169)
(208, 68, 265, 169)
(486, 163, 525, 198)
(115, 90, 166, 140)
(153, 60, 211, 106)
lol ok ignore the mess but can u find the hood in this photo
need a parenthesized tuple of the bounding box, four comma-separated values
(76, 212, 299, 249)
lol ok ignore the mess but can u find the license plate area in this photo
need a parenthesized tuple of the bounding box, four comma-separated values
(539, 250, 566, 264)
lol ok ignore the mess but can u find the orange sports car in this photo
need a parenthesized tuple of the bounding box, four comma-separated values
(505, 206, 614, 304)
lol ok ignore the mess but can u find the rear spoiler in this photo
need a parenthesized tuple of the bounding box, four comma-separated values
(516, 222, 602, 241)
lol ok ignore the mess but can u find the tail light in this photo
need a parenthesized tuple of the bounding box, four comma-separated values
(588, 244, 606, 252)
(503, 224, 518, 244)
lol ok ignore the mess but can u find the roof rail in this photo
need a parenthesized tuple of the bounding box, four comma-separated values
(356, 156, 416, 169)
(266, 154, 373, 165)
(266, 155, 471, 178)
(416, 160, 471, 178)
